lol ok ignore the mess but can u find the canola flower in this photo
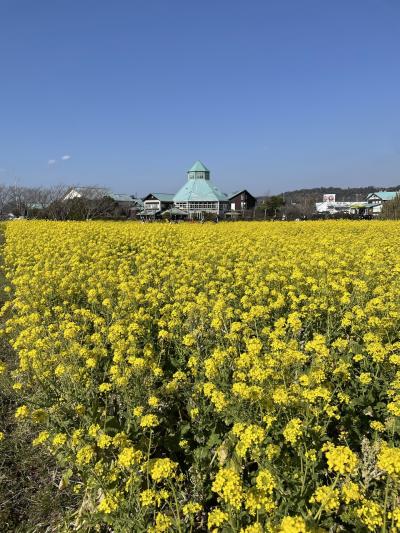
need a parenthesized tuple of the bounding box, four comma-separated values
(341, 481, 361, 504)
(208, 508, 229, 529)
(149, 458, 177, 482)
(356, 500, 384, 530)
(377, 443, 400, 478)
(283, 418, 303, 445)
(310, 485, 340, 513)
(118, 447, 142, 468)
(97, 494, 118, 514)
(278, 516, 310, 532)
(3, 219, 400, 531)
(140, 414, 159, 429)
(323, 443, 358, 475)
(212, 467, 243, 509)
(15, 405, 29, 418)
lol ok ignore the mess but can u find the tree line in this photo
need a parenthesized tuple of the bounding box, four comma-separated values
(2, 183, 400, 221)
(0, 185, 133, 220)
(380, 195, 400, 220)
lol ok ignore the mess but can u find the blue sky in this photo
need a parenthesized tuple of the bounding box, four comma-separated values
(0, 0, 399, 196)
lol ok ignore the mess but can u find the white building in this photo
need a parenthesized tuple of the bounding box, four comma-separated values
(366, 191, 399, 214)
(316, 201, 355, 214)
(315, 201, 373, 216)
(63, 187, 134, 205)
(140, 193, 174, 217)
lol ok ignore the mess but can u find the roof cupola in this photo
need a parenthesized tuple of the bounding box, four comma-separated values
(187, 160, 210, 180)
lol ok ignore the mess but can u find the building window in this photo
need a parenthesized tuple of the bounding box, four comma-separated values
(144, 201, 160, 210)
(184, 202, 218, 210)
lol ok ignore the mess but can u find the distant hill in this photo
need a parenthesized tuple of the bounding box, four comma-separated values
(258, 185, 400, 204)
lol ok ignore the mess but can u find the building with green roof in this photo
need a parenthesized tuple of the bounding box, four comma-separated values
(173, 161, 229, 218)
(139, 192, 175, 218)
(366, 191, 399, 215)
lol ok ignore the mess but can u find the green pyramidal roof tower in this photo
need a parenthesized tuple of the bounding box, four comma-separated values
(173, 161, 228, 203)
(188, 160, 210, 180)
(189, 160, 209, 172)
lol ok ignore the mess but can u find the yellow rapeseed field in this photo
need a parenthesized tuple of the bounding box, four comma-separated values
(2, 220, 400, 532)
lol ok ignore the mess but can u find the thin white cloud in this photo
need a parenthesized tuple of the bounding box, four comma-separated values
(48, 159, 56, 165)
(61, 154, 71, 160)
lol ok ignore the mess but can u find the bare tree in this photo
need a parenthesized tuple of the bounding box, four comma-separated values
(0, 185, 12, 215)
(380, 195, 400, 220)
(75, 195, 116, 220)
(0, 184, 70, 218)
(0, 183, 123, 220)
(8, 183, 26, 215)
(54, 186, 117, 220)
(38, 185, 69, 220)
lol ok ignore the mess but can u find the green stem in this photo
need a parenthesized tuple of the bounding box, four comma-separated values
(381, 477, 390, 533)
(313, 473, 340, 522)
(146, 430, 152, 489)
(168, 479, 183, 533)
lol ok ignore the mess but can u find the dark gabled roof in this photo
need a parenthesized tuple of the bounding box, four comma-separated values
(366, 191, 398, 201)
(227, 189, 256, 200)
(143, 193, 175, 202)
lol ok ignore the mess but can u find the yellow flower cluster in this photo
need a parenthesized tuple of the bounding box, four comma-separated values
(310, 485, 340, 513)
(323, 443, 358, 475)
(278, 516, 309, 532)
(283, 418, 303, 445)
(212, 467, 243, 509)
(341, 481, 361, 504)
(97, 494, 118, 514)
(150, 458, 177, 482)
(377, 443, 400, 477)
(356, 500, 383, 530)
(3, 219, 400, 531)
(117, 446, 142, 468)
(208, 508, 228, 529)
